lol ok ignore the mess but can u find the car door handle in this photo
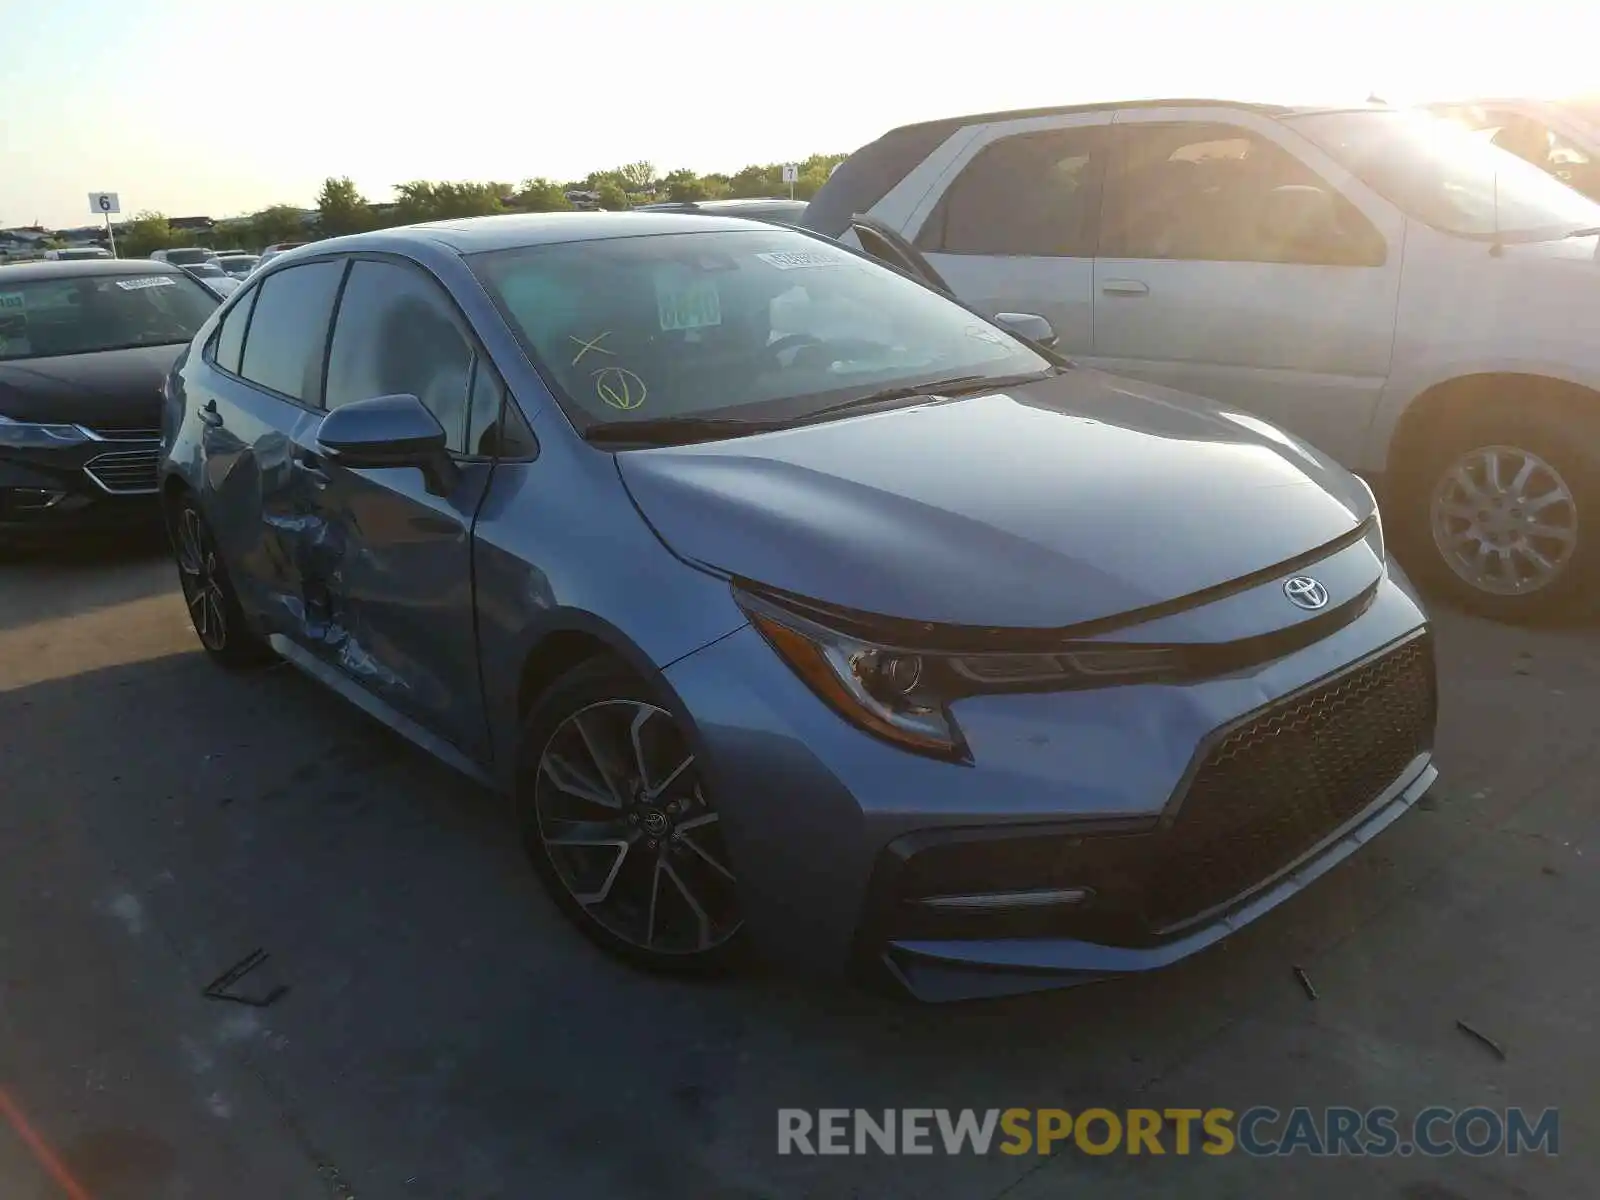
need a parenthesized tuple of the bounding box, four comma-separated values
(198, 399, 224, 427)
(1100, 279, 1150, 297)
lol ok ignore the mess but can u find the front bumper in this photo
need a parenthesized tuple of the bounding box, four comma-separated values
(0, 438, 162, 539)
(662, 567, 1436, 1002)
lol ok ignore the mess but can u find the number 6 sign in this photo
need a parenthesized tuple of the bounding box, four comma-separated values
(88, 192, 121, 215)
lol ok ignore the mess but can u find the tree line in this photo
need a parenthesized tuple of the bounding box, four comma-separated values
(113, 154, 847, 258)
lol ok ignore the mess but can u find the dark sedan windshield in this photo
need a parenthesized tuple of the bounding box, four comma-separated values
(1290, 110, 1600, 240)
(0, 272, 219, 361)
(469, 229, 1049, 430)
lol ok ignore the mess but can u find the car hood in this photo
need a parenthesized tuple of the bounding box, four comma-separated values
(0, 344, 181, 434)
(615, 370, 1377, 630)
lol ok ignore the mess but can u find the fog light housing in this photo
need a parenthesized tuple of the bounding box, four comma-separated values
(0, 487, 66, 516)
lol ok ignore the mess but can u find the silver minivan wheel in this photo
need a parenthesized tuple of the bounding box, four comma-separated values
(1429, 443, 1579, 597)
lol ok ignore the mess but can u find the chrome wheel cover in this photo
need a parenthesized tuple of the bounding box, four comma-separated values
(1430, 444, 1578, 597)
(533, 699, 740, 955)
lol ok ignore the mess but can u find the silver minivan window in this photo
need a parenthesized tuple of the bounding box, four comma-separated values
(1289, 109, 1600, 241)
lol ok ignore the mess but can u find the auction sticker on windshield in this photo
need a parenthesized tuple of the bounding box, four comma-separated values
(655, 273, 721, 331)
(756, 250, 842, 271)
(114, 276, 178, 291)
(0, 292, 24, 312)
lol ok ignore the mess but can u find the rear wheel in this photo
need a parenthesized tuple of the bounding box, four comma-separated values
(516, 658, 743, 973)
(1403, 406, 1600, 621)
(170, 497, 275, 667)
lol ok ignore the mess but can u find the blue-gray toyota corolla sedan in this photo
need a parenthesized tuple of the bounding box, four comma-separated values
(158, 213, 1438, 1003)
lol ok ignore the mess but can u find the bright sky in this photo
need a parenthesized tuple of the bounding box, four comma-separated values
(2, 0, 1597, 228)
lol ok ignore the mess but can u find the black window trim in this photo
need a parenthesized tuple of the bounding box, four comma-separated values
(322, 250, 538, 463)
(1100, 119, 1389, 268)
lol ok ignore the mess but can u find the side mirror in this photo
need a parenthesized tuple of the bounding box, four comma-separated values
(993, 312, 1058, 349)
(316, 393, 459, 496)
(1260, 184, 1341, 250)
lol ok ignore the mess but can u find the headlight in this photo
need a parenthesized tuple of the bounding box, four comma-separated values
(1350, 475, 1385, 563)
(0, 414, 94, 449)
(737, 589, 1180, 760)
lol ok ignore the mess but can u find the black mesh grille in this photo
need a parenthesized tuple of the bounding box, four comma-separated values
(1146, 634, 1435, 928)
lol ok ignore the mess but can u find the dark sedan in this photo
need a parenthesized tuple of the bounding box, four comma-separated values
(0, 259, 220, 539)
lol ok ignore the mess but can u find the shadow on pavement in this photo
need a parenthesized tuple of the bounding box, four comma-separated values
(0, 632, 1591, 1199)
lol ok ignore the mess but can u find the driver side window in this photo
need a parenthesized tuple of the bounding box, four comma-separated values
(1104, 123, 1387, 267)
(324, 260, 473, 453)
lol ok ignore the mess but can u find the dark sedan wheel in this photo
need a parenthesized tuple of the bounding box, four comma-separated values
(517, 659, 742, 972)
(1404, 407, 1600, 621)
(171, 498, 275, 668)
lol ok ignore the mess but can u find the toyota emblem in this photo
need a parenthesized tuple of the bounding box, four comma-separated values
(1283, 576, 1330, 611)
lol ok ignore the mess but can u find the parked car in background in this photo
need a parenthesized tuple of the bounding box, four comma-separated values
(152, 247, 217, 267)
(179, 261, 240, 296)
(44, 247, 113, 262)
(0, 259, 219, 540)
(808, 99, 1600, 621)
(633, 197, 811, 225)
(255, 241, 308, 271)
(215, 254, 260, 279)
(159, 213, 1436, 1001)
(1423, 97, 1600, 200)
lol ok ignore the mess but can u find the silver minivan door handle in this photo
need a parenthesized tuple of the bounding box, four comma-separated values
(1100, 279, 1150, 297)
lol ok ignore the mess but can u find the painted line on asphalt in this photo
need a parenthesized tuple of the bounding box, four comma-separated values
(0, 1085, 92, 1200)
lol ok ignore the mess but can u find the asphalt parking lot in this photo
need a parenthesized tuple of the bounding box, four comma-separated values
(0, 535, 1595, 1199)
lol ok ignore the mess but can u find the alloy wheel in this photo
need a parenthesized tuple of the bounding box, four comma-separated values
(532, 699, 740, 956)
(1429, 444, 1579, 597)
(175, 506, 229, 651)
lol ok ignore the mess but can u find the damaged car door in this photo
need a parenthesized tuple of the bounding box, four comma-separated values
(199, 259, 348, 634)
(299, 255, 499, 761)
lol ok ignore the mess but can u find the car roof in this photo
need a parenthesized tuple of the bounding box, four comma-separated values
(317, 211, 780, 255)
(637, 198, 804, 211)
(0, 258, 189, 282)
(882, 96, 1296, 139)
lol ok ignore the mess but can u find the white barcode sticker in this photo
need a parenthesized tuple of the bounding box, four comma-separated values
(115, 276, 178, 291)
(756, 250, 843, 271)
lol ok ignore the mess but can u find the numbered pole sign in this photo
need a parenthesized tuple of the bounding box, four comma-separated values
(88, 192, 121, 215)
(780, 164, 799, 184)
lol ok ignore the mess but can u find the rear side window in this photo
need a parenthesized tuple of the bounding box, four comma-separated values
(921, 126, 1107, 257)
(238, 260, 345, 403)
(801, 122, 967, 237)
(212, 286, 256, 374)
(324, 260, 473, 452)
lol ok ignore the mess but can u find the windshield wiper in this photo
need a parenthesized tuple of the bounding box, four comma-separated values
(582, 370, 1061, 447)
(1566, 226, 1600, 238)
(583, 416, 788, 446)
(789, 369, 1059, 426)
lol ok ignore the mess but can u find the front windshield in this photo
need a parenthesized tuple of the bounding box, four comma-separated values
(163, 248, 213, 265)
(1289, 109, 1600, 239)
(0, 272, 219, 361)
(220, 257, 257, 274)
(469, 229, 1050, 430)
(188, 263, 225, 277)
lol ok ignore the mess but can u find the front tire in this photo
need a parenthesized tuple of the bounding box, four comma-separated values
(170, 497, 275, 668)
(1402, 406, 1600, 621)
(515, 657, 743, 974)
